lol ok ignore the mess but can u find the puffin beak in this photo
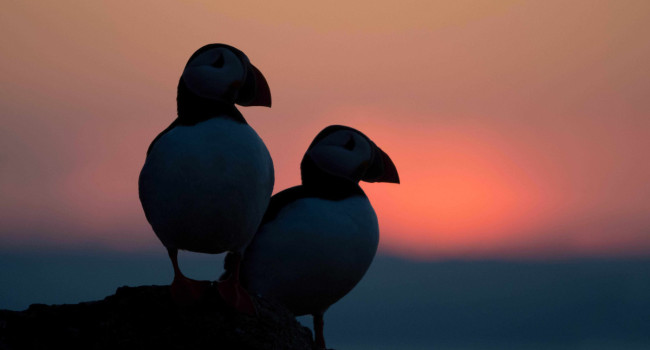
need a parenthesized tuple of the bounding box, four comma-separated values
(362, 144, 400, 184)
(236, 63, 272, 107)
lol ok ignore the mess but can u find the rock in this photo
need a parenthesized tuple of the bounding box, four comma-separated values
(0, 285, 316, 350)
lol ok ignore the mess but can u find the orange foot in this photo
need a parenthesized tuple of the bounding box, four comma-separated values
(217, 275, 256, 315)
(170, 275, 211, 306)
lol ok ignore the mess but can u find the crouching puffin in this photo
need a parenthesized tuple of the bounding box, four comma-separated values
(234, 125, 399, 348)
(138, 43, 274, 314)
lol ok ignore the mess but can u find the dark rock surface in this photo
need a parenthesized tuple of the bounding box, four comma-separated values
(0, 285, 316, 350)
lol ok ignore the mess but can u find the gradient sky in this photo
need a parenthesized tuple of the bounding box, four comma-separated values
(1, 1, 649, 259)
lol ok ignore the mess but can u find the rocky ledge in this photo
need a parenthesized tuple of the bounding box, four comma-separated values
(0, 285, 316, 350)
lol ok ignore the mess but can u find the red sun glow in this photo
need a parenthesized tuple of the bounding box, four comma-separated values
(346, 114, 551, 259)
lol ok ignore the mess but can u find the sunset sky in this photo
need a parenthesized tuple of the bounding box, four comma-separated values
(1, 1, 649, 260)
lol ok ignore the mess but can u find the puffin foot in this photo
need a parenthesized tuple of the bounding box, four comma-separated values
(170, 275, 211, 306)
(217, 277, 257, 316)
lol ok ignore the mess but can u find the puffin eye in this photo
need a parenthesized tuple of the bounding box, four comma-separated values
(343, 135, 355, 150)
(211, 53, 225, 68)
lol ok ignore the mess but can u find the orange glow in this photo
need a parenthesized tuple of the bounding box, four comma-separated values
(340, 111, 551, 258)
(1, 1, 649, 259)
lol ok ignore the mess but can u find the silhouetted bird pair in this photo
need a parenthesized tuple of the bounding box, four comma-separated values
(138, 44, 400, 349)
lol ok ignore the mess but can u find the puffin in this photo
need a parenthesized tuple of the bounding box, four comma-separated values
(138, 43, 274, 314)
(232, 125, 399, 348)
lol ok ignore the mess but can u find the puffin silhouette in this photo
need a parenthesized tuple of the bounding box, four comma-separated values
(139, 43, 273, 314)
(231, 125, 399, 348)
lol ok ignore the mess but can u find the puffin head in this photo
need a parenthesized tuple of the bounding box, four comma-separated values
(301, 125, 400, 186)
(177, 44, 271, 118)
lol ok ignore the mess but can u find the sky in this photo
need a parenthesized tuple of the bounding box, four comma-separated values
(1, 1, 649, 260)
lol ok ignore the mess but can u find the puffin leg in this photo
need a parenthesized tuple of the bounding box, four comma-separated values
(217, 252, 256, 315)
(167, 247, 210, 305)
(313, 312, 326, 349)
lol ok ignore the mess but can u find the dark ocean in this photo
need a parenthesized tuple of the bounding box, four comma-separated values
(1, 250, 648, 349)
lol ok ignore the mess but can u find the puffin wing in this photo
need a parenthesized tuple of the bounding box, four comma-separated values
(260, 186, 309, 224)
(241, 191, 379, 315)
(146, 118, 180, 156)
(222, 186, 306, 280)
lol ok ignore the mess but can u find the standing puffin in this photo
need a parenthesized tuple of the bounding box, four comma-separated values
(235, 125, 399, 348)
(139, 43, 273, 314)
